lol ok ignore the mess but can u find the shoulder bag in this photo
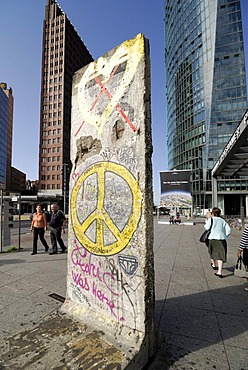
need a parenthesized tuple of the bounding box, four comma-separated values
(234, 255, 248, 278)
(199, 217, 213, 244)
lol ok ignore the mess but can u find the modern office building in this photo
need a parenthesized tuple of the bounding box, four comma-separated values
(164, 0, 247, 214)
(38, 0, 93, 208)
(212, 108, 248, 218)
(0, 82, 14, 191)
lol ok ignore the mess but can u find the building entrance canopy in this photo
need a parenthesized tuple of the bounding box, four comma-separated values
(212, 109, 248, 177)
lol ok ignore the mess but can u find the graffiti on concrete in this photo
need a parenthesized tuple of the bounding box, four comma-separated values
(75, 34, 144, 135)
(100, 146, 139, 172)
(67, 33, 151, 330)
(70, 161, 142, 256)
(118, 255, 138, 276)
(70, 239, 125, 321)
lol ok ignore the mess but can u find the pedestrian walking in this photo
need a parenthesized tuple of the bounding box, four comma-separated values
(49, 203, 67, 254)
(237, 226, 248, 291)
(204, 207, 231, 277)
(30, 204, 49, 255)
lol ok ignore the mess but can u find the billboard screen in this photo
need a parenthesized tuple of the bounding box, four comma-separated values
(160, 170, 192, 209)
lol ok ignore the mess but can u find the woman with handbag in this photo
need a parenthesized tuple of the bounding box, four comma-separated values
(204, 207, 231, 278)
(237, 226, 248, 291)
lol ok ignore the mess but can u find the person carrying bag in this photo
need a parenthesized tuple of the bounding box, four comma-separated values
(204, 207, 231, 277)
(236, 226, 248, 290)
(199, 217, 213, 246)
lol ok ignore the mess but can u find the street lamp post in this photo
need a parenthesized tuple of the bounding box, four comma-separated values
(63, 163, 68, 214)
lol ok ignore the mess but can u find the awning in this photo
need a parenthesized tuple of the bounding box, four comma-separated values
(212, 109, 248, 177)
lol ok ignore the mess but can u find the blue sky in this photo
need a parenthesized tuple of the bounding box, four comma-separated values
(0, 1, 247, 205)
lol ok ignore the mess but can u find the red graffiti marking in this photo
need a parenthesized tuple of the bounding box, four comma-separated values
(75, 64, 136, 136)
(94, 77, 137, 132)
(72, 172, 79, 180)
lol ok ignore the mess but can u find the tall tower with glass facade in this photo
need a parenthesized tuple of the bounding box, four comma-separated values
(165, 0, 247, 211)
(38, 0, 93, 204)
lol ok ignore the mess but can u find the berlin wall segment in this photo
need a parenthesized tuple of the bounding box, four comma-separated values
(61, 33, 160, 368)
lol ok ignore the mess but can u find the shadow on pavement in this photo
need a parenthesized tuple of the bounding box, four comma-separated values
(148, 285, 248, 369)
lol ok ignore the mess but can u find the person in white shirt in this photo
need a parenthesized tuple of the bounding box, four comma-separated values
(204, 207, 231, 278)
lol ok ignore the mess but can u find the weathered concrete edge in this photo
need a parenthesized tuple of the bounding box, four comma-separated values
(59, 301, 162, 369)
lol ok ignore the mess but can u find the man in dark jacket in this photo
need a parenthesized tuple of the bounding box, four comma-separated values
(49, 203, 67, 254)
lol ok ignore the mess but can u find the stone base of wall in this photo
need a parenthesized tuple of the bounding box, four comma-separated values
(61, 299, 162, 369)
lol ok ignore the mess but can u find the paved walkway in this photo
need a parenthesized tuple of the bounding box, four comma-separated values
(0, 219, 247, 369)
(149, 218, 248, 370)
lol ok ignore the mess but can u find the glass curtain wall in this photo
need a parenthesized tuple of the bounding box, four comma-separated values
(165, 0, 247, 211)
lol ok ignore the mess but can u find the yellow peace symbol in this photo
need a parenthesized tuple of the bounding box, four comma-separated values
(71, 162, 142, 256)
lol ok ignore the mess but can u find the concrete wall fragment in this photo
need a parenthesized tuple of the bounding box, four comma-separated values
(62, 33, 160, 368)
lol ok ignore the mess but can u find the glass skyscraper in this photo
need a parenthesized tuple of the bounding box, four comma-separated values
(165, 0, 247, 211)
